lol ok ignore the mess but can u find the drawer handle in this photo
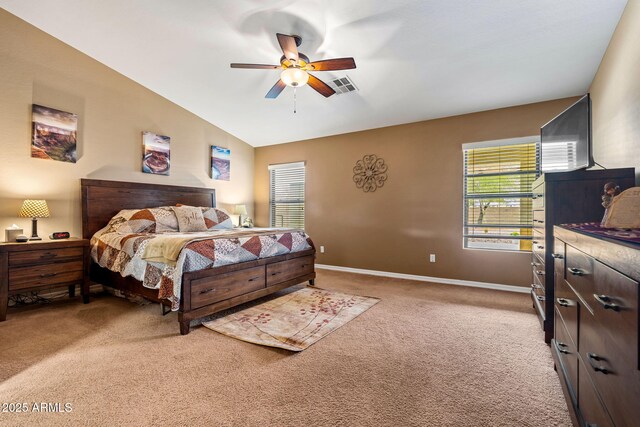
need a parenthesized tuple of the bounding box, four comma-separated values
(532, 240, 539, 244)
(530, 262, 539, 267)
(40, 272, 58, 278)
(556, 298, 570, 307)
(593, 294, 620, 312)
(536, 295, 545, 301)
(567, 267, 584, 276)
(556, 341, 570, 354)
(270, 272, 280, 276)
(248, 276, 262, 282)
(531, 283, 541, 290)
(199, 288, 215, 295)
(551, 253, 564, 259)
(587, 353, 610, 375)
(535, 270, 545, 276)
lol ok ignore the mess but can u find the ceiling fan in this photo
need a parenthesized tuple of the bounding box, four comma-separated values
(230, 33, 356, 99)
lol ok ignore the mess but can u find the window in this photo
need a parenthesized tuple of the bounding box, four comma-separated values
(463, 137, 540, 251)
(541, 141, 577, 172)
(269, 162, 305, 228)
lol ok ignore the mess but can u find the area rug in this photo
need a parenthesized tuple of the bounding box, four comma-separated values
(202, 287, 380, 351)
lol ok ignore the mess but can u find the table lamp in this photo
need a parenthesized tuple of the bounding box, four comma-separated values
(19, 199, 50, 241)
(233, 204, 247, 227)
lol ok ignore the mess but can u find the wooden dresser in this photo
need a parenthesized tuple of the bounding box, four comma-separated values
(552, 226, 639, 427)
(0, 238, 90, 321)
(530, 168, 634, 343)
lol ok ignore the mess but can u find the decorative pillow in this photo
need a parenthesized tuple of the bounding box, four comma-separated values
(172, 206, 208, 232)
(103, 209, 155, 234)
(104, 207, 179, 234)
(150, 207, 179, 232)
(202, 207, 234, 230)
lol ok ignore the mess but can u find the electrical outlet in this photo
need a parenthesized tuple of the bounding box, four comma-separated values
(429, 254, 436, 263)
(320, 246, 325, 253)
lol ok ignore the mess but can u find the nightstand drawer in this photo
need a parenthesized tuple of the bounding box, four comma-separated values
(9, 247, 84, 266)
(9, 261, 84, 291)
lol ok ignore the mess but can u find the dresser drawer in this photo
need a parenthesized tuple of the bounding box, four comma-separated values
(578, 357, 614, 427)
(555, 278, 578, 348)
(580, 304, 640, 427)
(266, 255, 314, 287)
(531, 257, 544, 275)
(531, 274, 545, 301)
(9, 261, 84, 291)
(532, 232, 545, 263)
(9, 247, 83, 266)
(553, 315, 578, 405)
(532, 188, 544, 209)
(532, 209, 545, 231)
(565, 245, 595, 309)
(531, 263, 546, 284)
(190, 266, 265, 309)
(531, 273, 545, 308)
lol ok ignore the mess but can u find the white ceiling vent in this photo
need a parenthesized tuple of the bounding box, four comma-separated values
(330, 76, 358, 94)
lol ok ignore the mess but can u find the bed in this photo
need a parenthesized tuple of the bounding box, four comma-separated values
(81, 179, 316, 335)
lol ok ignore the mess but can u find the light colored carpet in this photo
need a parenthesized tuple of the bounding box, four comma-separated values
(203, 287, 379, 351)
(0, 270, 571, 426)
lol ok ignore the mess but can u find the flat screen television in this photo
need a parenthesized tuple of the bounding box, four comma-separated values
(540, 94, 593, 172)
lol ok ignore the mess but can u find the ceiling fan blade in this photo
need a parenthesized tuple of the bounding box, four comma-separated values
(276, 33, 299, 63)
(307, 58, 356, 71)
(265, 79, 287, 99)
(230, 63, 281, 69)
(307, 74, 336, 98)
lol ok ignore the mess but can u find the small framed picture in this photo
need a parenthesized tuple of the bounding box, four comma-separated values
(211, 146, 230, 181)
(142, 132, 170, 175)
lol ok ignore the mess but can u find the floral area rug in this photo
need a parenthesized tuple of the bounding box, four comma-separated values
(202, 287, 380, 351)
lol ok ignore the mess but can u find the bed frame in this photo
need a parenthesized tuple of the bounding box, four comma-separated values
(81, 179, 316, 335)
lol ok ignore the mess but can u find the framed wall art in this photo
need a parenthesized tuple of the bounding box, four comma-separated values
(211, 145, 230, 181)
(31, 104, 78, 163)
(142, 131, 170, 175)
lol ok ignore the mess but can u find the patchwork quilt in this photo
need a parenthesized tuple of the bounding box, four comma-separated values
(91, 227, 313, 310)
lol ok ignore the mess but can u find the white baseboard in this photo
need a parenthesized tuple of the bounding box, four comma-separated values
(315, 264, 529, 294)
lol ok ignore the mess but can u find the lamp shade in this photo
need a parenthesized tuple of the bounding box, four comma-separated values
(280, 67, 309, 87)
(19, 199, 50, 218)
(233, 204, 248, 216)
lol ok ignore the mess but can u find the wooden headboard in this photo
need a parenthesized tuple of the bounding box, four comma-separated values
(81, 179, 216, 239)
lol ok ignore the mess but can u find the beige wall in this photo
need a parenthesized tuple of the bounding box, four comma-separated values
(590, 0, 640, 181)
(255, 98, 578, 287)
(0, 9, 254, 240)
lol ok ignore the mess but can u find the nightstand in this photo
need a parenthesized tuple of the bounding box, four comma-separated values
(0, 238, 90, 321)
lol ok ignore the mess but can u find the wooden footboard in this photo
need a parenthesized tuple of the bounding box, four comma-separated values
(91, 248, 316, 335)
(179, 248, 315, 335)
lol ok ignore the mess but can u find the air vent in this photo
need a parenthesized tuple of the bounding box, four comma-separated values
(330, 76, 358, 94)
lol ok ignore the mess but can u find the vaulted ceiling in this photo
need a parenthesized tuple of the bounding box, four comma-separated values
(0, 0, 628, 146)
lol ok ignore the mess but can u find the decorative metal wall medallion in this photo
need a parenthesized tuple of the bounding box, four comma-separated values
(353, 154, 388, 192)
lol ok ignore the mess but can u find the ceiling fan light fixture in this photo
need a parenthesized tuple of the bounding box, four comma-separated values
(280, 67, 309, 87)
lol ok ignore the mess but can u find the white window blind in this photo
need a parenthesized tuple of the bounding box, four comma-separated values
(463, 139, 540, 251)
(269, 162, 305, 229)
(541, 141, 578, 172)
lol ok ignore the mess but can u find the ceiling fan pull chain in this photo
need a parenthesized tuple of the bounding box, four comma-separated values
(294, 87, 297, 114)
